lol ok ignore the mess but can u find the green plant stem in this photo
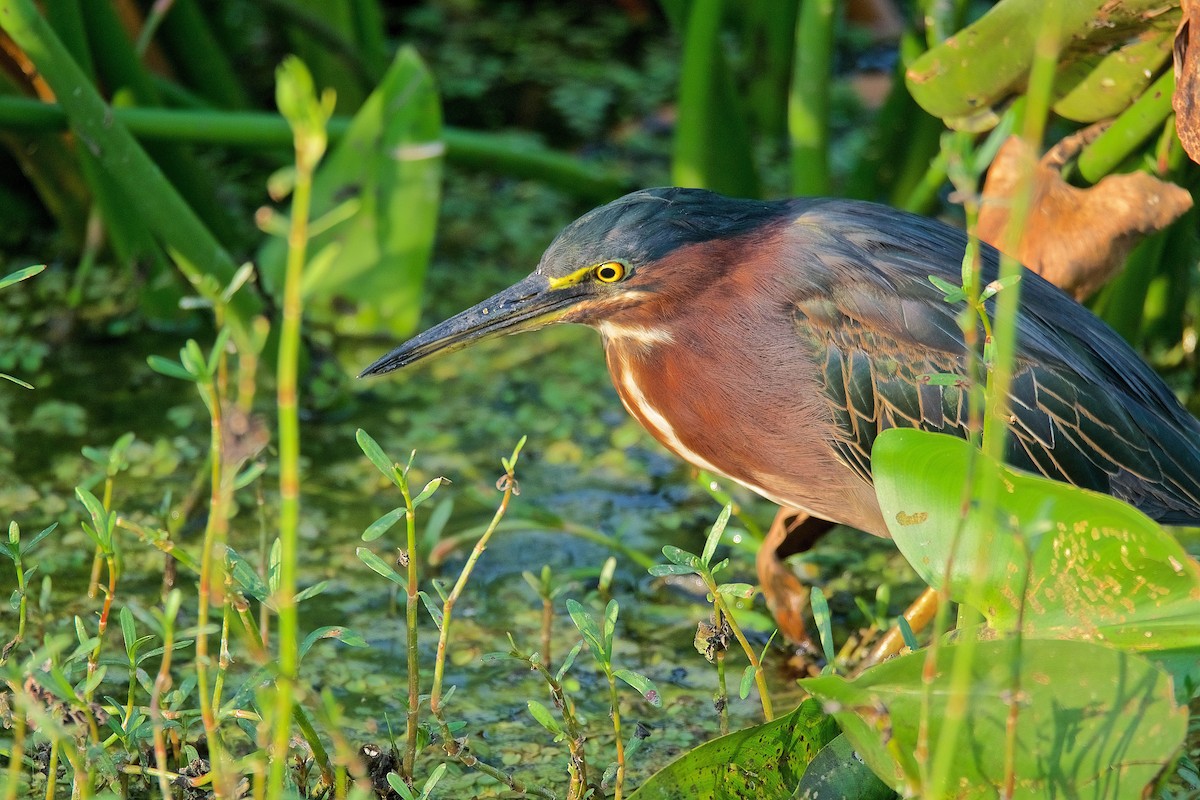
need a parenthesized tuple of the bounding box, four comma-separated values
(710, 592, 774, 721)
(528, 659, 589, 796)
(714, 613, 729, 737)
(1076, 69, 1175, 183)
(399, 479, 420, 779)
(3, 702, 26, 800)
(194, 378, 226, 796)
(151, 602, 179, 800)
(607, 670, 627, 800)
(268, 137, 314, 800)
(789, 0, 834, 195)
(84, 553, 117, 703)
(430, 469, 519, 717)
(0, 97, 635, 202)
(44, 740, 59, 800)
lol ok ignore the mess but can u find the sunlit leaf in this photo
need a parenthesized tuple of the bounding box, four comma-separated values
(628, 699, 836, 798)
(874, 428, 1200, 688)
(803, 638, 1186, 798)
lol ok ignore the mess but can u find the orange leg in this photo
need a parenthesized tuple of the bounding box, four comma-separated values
(755, 508, 834, 646)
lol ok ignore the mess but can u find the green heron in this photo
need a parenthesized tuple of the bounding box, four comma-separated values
(362, 187, 1200, 642)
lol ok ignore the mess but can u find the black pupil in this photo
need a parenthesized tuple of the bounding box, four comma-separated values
(600, 265, 619, 280)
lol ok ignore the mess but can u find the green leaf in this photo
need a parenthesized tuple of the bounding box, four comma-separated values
(120, 607, 137, 661)
(294, 580, 328, 603)
(715, 582, 754, 599)
(225, 547, 270, 602)
(739, 664, 755, 700)
(21, 523, 57, 555)
(356, 429, 398, 486)
(628, 699, 836, 798)
(809, 586, 836, 667)
(146, 354, 196, 382)
(0, 263, 45, 290)
(418, 762, 447, 800)
(661, 545, 700, 569)
(362, 507, 405, 543)
(411, 477, 445, 508)
(602, 599, 618, 660)
(614, 668, 662, 708)
(873, 428, 1200, 688)
(566, 599, 605, 665)
(794, 734, 897, 800)
(259, 48, 442, 339)
(385, 772, 417, 800)
(978, 274, 1021, 303)
(417, 590, 443, 630)
(556, 640, 584, 682)
(356, 547, 407, 588)
(298, 626, 368, 661)
(648, 563, 695, 577)
(527, 699, 564, 736)
(0, 373, 34, 390)
(802, 638, 1187, 798)
(700, 504, 731, 566)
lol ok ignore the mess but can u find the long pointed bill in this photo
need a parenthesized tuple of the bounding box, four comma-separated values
(359, 272, 585, 377)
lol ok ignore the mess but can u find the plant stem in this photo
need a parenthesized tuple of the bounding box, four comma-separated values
(3, 701, 26, 800)
(710, 593, 773, 721)
(429, 464, 520, 717)
(607, 670, 626, 800)
(0, 97, 635, 202)
(789, 0, 834, 195)
(399, 479, 420, 778)
(194, 377, 226, 796)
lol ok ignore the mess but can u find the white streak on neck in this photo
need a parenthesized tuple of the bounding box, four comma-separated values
(597, 321, 674, 346)
(617, 368, 824, 519)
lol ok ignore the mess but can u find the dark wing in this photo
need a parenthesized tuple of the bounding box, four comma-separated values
(786, 198, 1200, 525)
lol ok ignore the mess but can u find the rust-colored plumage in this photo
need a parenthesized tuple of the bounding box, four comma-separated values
(363, 187, 1200, 639)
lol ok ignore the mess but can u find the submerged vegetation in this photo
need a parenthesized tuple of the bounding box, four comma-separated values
(0, 0, 1198, 798)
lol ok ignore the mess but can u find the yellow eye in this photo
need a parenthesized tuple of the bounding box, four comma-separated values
(595, 261, 626, 283)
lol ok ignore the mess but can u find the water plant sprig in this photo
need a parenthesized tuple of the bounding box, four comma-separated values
(649, 504, 773, 722)
(565, 597, 662, 800)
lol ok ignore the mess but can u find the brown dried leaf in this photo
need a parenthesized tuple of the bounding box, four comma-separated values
(979, 133, 1193, 300)
(1174, 0, 1200, 163)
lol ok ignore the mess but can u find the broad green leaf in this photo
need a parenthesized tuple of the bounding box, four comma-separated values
(556, 640, 584, 682)
(739, 665, 754, 700)
(802, 638, 1186, 799)
(20, 523, 56, 554)
(628, 699, 836, 799)
(602, 599, 618, 659)
(418, 762, 447, 800)
(714, 582, 753, 599)
(794, 734, 897, 800)
(294, 580, 329, 603)
(873, 429, 1200, 688)
(259, 48, 442, 338)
